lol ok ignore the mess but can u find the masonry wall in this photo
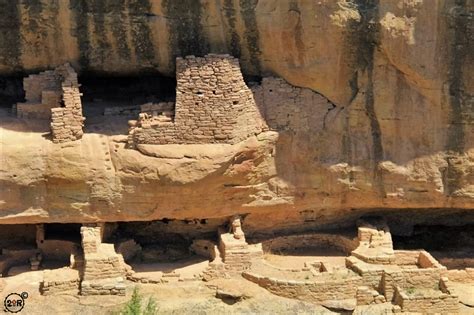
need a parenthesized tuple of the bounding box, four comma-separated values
(40, 268, 80, 295)
(393, 285, 459, 313)
(50, 64, 85, 143)
(251, 77, 336, 132)
(79, 224, 127, 296)
(16, 70, 62, 119)
(23, 71, 60, 102)
(261, 233, 358, 255)
(128, 54, 265, 146)
(243, 271, 362, 303)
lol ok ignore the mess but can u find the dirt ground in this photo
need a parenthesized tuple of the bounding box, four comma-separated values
(1, 274, 337, 315)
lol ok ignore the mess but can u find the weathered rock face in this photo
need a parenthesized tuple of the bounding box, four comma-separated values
(0, 0, 472, 235)
(0, 1, 472, 107)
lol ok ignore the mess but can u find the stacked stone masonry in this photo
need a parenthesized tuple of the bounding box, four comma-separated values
(251, 77, 336, 132)
(50, 64, 85, 143)
(243, 218, 461, 314)
(16, 64, 85, 143)
(80, 224, 127, 296)
(393, 277, 459, 313)
(203, 216, 262, 280)
(40, 268, 80, 295)
(261, 233, 358, 255)
(128, 54, 266, 147)
(16, 70, 61, 119)
(242, 270, 362, 303)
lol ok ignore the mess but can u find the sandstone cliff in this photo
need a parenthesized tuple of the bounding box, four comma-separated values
(0, 0, 473, 235)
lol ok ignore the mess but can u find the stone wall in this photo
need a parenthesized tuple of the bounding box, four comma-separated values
(128, 54, 265, 147)
(190, 239, 217, 260)
(15, 64, 85, 142)
(346, 256, 385, 290)
(218, 228, 252, 274)
(356, 286, 386, 305)
(351, 220, 395, 265)
(81, 225, 126, 281)
(393, 278, 459, 314)
(252, 77, 336, 132)
(243, 270, 361, 303)
(80, 224, 127, 296)
(104, 105, 141, 116)
(16, 70, 61, 119)
(40, 268, 80, 295)
(50, 64, 85, 143)
(261, 233, 358, 255)
(81, 278, 126, 296)
(393, 250, 419, 266)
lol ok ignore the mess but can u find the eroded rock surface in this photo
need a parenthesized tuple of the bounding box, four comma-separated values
(0, 0, 472, 235)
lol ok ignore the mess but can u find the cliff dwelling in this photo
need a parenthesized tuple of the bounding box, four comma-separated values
(0, 1, 473, 314)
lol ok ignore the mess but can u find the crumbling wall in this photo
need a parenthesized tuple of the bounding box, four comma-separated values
(251, 77, 336, 132)
(40, 268, 80, 295)
(393, 278, 459, 314)
(243, 271, 362, 303)
(16, 70, 61, 119)
(50, 64, 85, 143)
(128, 54, 265, 147)
(15, 64, 85, 143)
(261, 233, 358, 255)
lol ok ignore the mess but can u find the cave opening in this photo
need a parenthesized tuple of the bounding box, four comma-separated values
(0, 224, 36, 249)
(113, 218, 224, 264)
(392, 224, 474, 269)
(43, 223, 82, 242)
(0, 75, 25, 108)
(79, 73, 176, 118)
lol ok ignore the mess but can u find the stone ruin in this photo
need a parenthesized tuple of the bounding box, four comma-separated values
(15, 63, 85, 143)
(241, 218, 464, 314)
(2, 55, 472, 313)
(0, 215, 472, 313)
(127, 54, 266, 147)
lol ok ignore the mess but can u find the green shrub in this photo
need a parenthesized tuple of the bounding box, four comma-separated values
(116, 287, 158, 315)
(406, 287, 416, 295)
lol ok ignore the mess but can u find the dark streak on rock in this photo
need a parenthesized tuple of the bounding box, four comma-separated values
(346, 0, 385, 197)
(91, 0, 112, 65)
(109, 0, 131, 61)
(23, 0, 44, 36)
(240, 0, 261, 74)
(49, 0, 62, 63)
(223, 0, 242, 58)
(443, 0, 473, 196)
(446, 0, 469, 154)
(23, 0, 48, 60)
(163, 0, 209, 64)
(70, 0, 91, 70)
(0, 1, 22, 71)
(129, 0, 155, 68)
